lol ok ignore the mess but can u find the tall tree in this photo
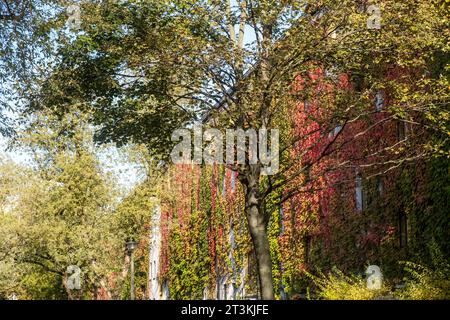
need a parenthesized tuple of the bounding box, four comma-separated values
(0, 110, 125, 299)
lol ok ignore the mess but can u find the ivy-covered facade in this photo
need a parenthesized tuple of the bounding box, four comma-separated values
(144, 66, 448, 300)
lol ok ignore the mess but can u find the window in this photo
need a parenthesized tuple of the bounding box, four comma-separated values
(304, 100, 311, 113)
(375, 91, 384, 112)
(334, 125, 343, 136)
(229, 227, 236, 249)
(222, 172, 227, 196)
(376, 176, 383, 196)
(304, 235, 312, 264)
(231, 171, 236, 191)
(355, 174, 364, 211)
(397, 121, 407, 141)
(399, 213, 408, 248)
(329, 124, 343, 139)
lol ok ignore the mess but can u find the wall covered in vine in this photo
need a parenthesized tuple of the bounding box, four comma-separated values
(274, 65, 450, 295)
(151, 65, 449, 299)
(158, 164, 259, 299)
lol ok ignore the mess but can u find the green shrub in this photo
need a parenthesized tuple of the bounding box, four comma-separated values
(395, 261, 450, 300)
(307, 268, 389, 300)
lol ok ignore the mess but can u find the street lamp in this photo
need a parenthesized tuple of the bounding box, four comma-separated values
(126, 240, 138, 300)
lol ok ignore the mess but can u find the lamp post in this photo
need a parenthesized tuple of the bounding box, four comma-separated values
(126, 240, 138, 300)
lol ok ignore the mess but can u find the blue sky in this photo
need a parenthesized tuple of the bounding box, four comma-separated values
(0, 112, 145, 192)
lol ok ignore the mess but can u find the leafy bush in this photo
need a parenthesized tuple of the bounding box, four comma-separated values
(395, 242, 450, 300)
(307, 268, 389, 300)
(395, 261, 450, 300)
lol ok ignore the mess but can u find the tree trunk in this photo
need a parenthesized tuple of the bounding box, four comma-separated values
(241, 165, 274, 300)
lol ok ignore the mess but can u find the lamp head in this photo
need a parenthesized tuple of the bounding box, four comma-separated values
(126, 240, 138, 253)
